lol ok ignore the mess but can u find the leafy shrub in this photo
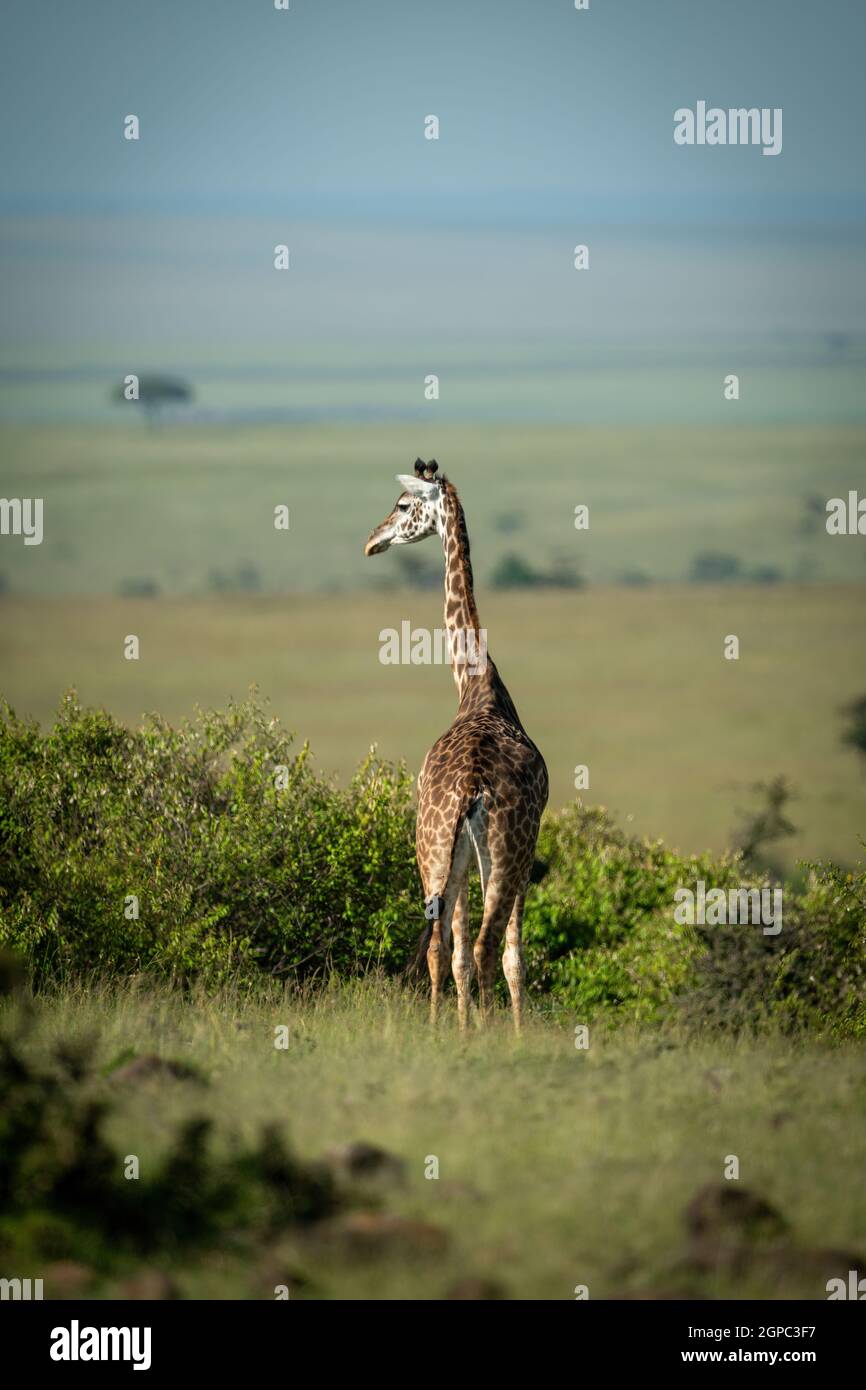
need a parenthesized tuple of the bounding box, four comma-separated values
(207, 563, 262, 594)
(490, 551, 583, 590)
(522, 804, 743, 1022)
(0, 1009, 337, 1270)
(117, 576, 160, 598)
(0, 695, 862, 1034)
(689, 551, 743, 582)
(841, 694, 866, 762)
(0, 693, 420, 986)
(731, 776, 796, 867)
(680, 857, 866, 1036)
(524, 805, 866, 1034)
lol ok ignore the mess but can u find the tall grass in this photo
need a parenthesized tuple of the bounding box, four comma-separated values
(2, 974, 865, 1300)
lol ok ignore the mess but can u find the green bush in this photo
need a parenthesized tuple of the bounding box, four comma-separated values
(0, 693, 420, 986)
(490, 551, 584, 590)
(841, 693, 866, 762)
(0, 695, 863, 1034)
(522, 804, 743, 1022)
(680, 856, 866, 1036)
(524, 804, 866, 1034)
(0, 1010, 337, 1271)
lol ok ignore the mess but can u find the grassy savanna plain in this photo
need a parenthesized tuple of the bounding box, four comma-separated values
(1, 584, 864, 869)
(2, 417, 866, 1302)
(7, 979, 866, 1302)
(1, 420, 866, 863)
(2, 421, 866, 595)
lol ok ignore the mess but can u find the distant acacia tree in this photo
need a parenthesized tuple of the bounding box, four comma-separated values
(112, 374, 193, 428)
(732, 776, 797, 865)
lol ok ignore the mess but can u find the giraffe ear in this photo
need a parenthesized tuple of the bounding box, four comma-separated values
(396, 474, 439, 499)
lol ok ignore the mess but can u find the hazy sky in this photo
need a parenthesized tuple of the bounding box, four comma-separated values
(2, 0, 864, 220)
(1, 0, 865, 387)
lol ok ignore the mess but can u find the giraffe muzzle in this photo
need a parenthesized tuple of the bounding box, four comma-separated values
(364, 528, 392, 556)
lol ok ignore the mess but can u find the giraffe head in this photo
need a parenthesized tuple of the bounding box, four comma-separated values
(364, 458, 444, 556)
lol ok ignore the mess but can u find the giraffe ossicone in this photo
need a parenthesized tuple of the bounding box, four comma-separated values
(364, 460, 549, 1031)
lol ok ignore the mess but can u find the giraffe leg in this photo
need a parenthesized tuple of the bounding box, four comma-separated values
(426, 919, 450, 1025)
(503, 891, 526, 1033)
(422, 831, 471, 1026)
(450, 880, 472, 1030)
(473, 880, 516, 1023)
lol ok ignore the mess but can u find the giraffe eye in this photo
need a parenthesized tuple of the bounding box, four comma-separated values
(397, 502, 410, 512)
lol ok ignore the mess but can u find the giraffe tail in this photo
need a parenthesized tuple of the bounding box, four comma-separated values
(406, 789, 481, 983)
(408, 924, 434, 981)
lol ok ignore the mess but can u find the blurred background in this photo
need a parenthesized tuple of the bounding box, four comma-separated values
(1, 0, 865, 869)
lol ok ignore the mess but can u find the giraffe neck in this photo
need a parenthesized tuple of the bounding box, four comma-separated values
(435, 481, 522, 725)
(435, 482, 481, 699)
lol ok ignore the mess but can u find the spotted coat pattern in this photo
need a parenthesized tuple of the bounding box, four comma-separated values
(365, 460, 548, 1030)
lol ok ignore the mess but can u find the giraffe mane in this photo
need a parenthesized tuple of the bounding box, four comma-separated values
(440, 476, 473, 591)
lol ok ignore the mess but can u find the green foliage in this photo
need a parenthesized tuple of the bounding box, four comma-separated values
(749, 564, 783, 584)
(116, 576, 160, 598)
(0, 693, 420, 986)
(731, 775, 797, 866)
(841, 694, 866, 761)
(0, 696, 863, 1034)
(0, 1010, 337, 1272)
(207, 563, 262, 594)
(688, 553, 784, 586)
(681, 857, 866, 1036)
(523, 804, 866, 1034)
(522, 804, 743, 1022)
(3, 978, 865, 1299)
(490, 551, 583, 590)
(110, 374, 193, 425)
(689, 551, 743, 582)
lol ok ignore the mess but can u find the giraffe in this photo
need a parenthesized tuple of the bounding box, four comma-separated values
(364, 459, 548, 1031)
